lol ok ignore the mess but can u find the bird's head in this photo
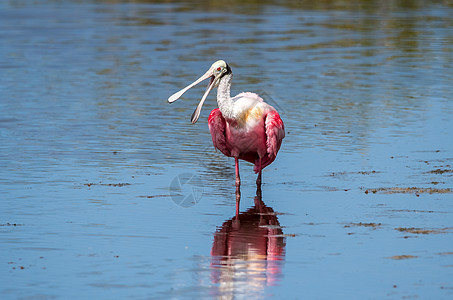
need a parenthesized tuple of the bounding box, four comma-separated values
(168, 60, 232, 124)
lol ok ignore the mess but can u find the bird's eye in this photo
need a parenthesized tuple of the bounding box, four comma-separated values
(217, 67, 221, 71)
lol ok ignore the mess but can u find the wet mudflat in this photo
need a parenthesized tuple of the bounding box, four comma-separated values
(1, 1, 452, 299)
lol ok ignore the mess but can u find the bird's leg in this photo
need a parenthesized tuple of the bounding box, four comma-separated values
(235, 157, 240, 187)
(256, 158, 262, 187)
(235, 157, 241, 217)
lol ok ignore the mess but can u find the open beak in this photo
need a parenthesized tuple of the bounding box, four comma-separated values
(167, 67, 219, 124)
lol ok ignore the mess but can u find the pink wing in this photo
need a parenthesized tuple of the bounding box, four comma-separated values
(265, 110, 285, 160)
(208, 108, 231, 157)
(254, 110, 285, 173)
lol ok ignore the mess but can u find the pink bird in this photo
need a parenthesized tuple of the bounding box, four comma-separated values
(168, 60, 284, 207)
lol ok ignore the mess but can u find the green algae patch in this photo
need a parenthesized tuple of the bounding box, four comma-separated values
(386, 255, 418, 260)
(344, 222, 382, 228)
(395, 227, 452, 235)
(428, 168, 453, 174)
(363, 187, 451, 195)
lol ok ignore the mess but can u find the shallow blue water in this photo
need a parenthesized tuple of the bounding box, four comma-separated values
(1, 1, 453, 299)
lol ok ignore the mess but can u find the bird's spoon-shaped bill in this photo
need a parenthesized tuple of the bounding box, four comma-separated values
(191, 76, 216, 124)
(167, 69, 212, 103)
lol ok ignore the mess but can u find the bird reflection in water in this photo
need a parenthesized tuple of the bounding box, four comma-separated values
(210, 187, 286, 299)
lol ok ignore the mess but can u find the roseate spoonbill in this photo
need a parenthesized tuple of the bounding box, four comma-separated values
(168, 60, 285, 192)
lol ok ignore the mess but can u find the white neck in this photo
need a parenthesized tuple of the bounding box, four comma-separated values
(216, 73, 234, 119)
